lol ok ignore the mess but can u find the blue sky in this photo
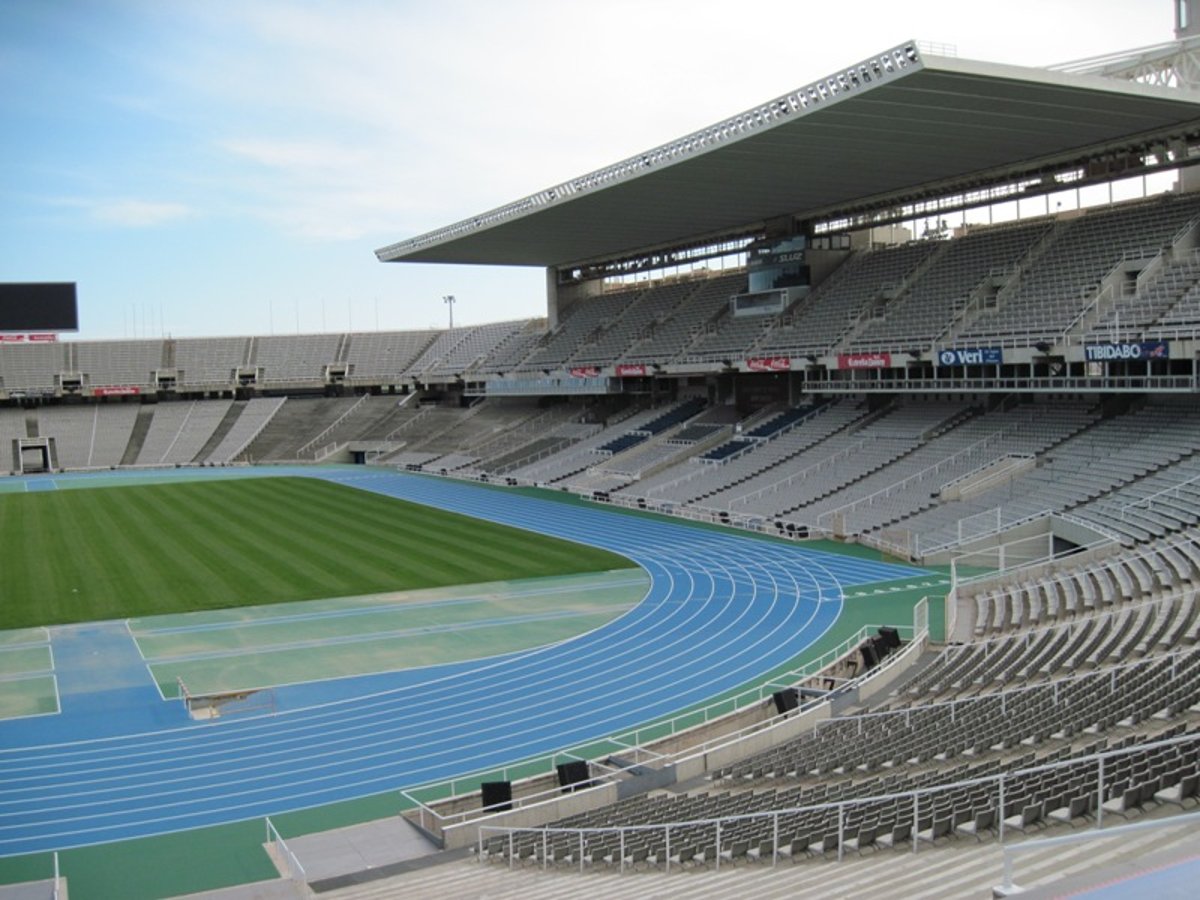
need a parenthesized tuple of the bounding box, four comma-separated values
(0, 0, 1178, 339)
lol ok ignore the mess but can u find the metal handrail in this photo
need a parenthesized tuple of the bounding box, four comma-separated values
(480, 730, 1200, 873)
(997, 809, 1200, 894)
(399, 601, 929, 833)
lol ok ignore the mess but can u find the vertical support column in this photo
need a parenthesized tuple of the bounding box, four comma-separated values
(545, 267, 560, 331)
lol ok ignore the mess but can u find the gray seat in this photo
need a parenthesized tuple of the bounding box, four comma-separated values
(956, 808, 995, 840)
(875, 821, 912, 850)
(1047, 794, 1091, 828)
(1155, 771, 1200, 808)
(1101, 783, 1143, 820)
(1004, 801, 1044, 834)
(844, 821, 879, 855)
(917, 814, 952, 845)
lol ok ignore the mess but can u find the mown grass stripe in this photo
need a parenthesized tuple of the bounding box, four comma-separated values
(0, 477, 633, 629)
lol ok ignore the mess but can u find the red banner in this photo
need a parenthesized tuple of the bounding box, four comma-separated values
(569, 366, 600, 378)
(615, 364, 647, 377)
(746, 356, 791, 372)
(93, 386, 141, 397)
(837, 351, 892, 370)
(0, 335, 24, 343)
(28, 333, 58, 342)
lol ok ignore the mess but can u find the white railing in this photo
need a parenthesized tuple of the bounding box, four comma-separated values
(643, 403, 832, 498)
(480, 730, 1200, 875)
(937, 452, 1034, 499)
(1118, 470, 1200, 520)
(916, 506, 1054, 559)
(400, 602, 928, 836)
(947, 523, 1117, 589)
(996, 809, 1200, 895)
(296, 394, 369, 457)
(265, 817, 308, 892)
(804, 374, 1200, 392)
(815, 428, 1013, 529)
(725, 438, 866, 511)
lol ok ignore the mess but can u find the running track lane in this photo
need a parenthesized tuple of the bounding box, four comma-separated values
(0, 470, 926, 856)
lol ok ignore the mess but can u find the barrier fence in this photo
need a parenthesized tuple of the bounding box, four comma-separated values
(479, 729, 1200, 875)
(401, 601, 929, 835)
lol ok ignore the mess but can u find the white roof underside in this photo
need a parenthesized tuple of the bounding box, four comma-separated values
(376, 41, 1200, 270)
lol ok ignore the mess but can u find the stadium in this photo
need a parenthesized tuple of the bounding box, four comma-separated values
(4, 6, 1200, 900)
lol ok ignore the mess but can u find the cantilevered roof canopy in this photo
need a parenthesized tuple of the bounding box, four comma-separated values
(376, 41, 1200, 271)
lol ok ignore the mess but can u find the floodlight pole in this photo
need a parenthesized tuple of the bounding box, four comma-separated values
(443, 295, 456, 330)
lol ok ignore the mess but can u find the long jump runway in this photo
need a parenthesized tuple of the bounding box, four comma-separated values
(0, 469, 927, 856)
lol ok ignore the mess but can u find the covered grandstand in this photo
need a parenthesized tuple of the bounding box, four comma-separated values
(6, 13, 1200, 900)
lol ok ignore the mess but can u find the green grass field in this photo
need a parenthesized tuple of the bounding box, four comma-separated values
(0, 476, 635, 629)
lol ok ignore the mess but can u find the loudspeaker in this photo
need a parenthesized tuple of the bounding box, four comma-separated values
(860, 643, 879, 670)
(878, 626, 901, 649)
(872, 635, 891, 661)
(556, 760, 591, 792)
(771, 687, 800, 715)
(481, 780, 513, 812)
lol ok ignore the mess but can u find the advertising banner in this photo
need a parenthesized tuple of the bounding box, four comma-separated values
(93, 386, 141, 397)
(569, 366, 600, 378)
(837, 351, 892, 370)
(1084, 341, 1169, 362)
(937, 347, 1003, 366)
(615, 364, 647, 377)
(745, 356, 791, 372)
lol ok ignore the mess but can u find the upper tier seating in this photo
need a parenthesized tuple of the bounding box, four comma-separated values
(851, 219, 1053, 350)
(343, 330, 438, 380)
(175, 337, 248, 386)
(753, 242, 940, 358)
(958, 194, 1200, 344)
(75, 340, 163, 388)
(626, 274, 746, 365)
(0, 343, 67, 391)
(254, 334, 340, 383)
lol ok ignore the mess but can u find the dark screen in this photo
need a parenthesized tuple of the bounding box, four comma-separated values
(0, 283, 79, 332)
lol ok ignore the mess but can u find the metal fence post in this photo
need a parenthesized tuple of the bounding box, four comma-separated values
(838, 803, 845, 862)
(912, 793, 919, 854)
(999, 774, 1006, 843)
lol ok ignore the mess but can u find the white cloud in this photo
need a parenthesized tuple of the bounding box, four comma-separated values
(50, 197, 194, 228)
(91, 199, 193, 227)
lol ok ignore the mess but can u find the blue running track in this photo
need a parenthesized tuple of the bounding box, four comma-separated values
(0, 469, 926, 856)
